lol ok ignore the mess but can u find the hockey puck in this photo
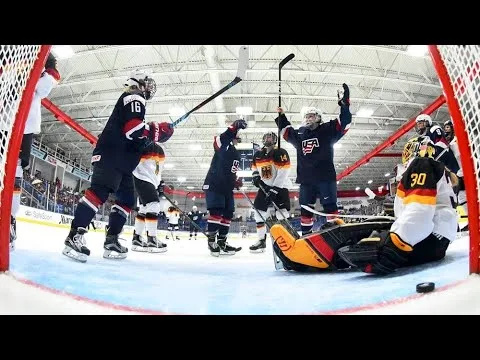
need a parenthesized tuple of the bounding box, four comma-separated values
(416, 282, 435, 293)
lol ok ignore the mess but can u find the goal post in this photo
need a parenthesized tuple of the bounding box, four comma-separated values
(428, 45, 480, 274)
(0, 45, 52, 272)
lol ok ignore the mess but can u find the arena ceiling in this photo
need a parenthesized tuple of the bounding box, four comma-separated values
(38, 45, 450, 192)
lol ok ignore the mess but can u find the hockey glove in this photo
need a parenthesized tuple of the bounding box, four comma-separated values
(252, 170, 262, 188)
(265, 186, 280, 205)
(337, 231, 410, 275)
(337, 83, 350, 107)
(147, 121, 174, 143)
(232, 119, 248, 130)
(157, 180, 165, 196)
(234, 177, 243, 190)
(45, 53, 57, 70)
(274, 113, 291, 130)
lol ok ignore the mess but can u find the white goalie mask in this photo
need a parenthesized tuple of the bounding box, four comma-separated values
(302, 107, 323, 129)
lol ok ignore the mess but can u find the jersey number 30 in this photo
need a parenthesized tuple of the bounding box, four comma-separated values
(410, 172, 426, 187)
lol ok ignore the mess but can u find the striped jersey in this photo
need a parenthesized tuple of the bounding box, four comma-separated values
(392, 156, 458, 247)
(252, 147, 291, 188)
(132, 142, 165, 188)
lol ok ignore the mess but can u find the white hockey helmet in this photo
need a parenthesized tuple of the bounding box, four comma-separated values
(415, 114, 432, 134)
(302, 107, 323, 129)
(124, 69, 157, 100)
(192, 205, 198, 211)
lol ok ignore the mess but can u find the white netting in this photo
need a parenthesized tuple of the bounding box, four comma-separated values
(0, 45, 41, 200)
(437, 45, 480, 212)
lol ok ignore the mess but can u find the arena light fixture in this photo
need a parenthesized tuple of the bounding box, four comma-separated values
(407, 45, 428, 57)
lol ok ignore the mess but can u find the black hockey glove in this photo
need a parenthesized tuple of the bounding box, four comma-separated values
(337, 83, 350, 107)
(252, 170, 262, 188)
(264, 186, 280, 205)
(45, 53, 57, 70)
(274, 113, 291, 130)
(232, 119, 248, 130)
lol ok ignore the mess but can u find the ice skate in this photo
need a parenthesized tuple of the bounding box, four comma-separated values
(207, 233, 220, 257)
(146, 235, 167, 253)
(217, 236, 241, 255)
(62, 227, 90, 263)
(103, 234, 128, 259)
(131, 231, 148, 252)
(249, 236, 266, 253)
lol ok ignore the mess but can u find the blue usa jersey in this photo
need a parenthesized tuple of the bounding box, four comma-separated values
(203, 126, 240, 195)
(278, 106, 351, 184)
(92, 92, 149, 173)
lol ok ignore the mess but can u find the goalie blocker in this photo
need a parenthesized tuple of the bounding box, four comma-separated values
(270, 219, 393, 272)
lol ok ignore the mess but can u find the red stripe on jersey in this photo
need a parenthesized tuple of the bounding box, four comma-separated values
(123, 118, 144, 135)
(404, 188, 437, 197)
(283, 127, 290, 140)
(221, 218, 231, 225)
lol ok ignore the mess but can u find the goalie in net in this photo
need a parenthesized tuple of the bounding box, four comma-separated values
(269, 136, 459, 274)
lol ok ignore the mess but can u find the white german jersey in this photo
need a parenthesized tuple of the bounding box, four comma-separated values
(167, 206, 180, 225)
(391, 157, 458, 247)
(449, 136, 463, 177)
(251, 147, 291, 188)
(132, 143, 165, 188)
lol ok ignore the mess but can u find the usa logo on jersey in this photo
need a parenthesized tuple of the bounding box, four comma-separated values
(302, 138, 319, 155)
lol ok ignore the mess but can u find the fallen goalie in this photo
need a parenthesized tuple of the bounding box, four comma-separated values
(270, 135, 459, 275)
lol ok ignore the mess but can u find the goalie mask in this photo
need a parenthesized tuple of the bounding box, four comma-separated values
(302, 107, 322, 129)
(262, 131, 277, 147)
(414, 114, 432, 135)
(402, 136, 436, 165)
(125, 70, 157, 100)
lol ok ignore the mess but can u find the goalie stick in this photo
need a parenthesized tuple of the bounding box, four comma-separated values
(171, 46, 249, 128)
(240, 190, 284, 270)
(300, 205, 396, 221)
(277, 53, 295, 148)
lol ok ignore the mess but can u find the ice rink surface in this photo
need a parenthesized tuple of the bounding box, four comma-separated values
(1, 220, 477, 315)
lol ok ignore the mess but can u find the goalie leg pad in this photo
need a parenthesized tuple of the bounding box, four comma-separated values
(270, 224, 331, 269)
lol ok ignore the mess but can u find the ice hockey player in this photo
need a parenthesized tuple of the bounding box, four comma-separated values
(414, 114, 459, 173)
(270, 136, 458, 274)
(10, 52, 60, 251)
(274, 83, 351, 235)
(131, 139, 169, 253)
(249, 131, 291, 253)
(202, 119, 247, 256)
(62, 70, 173, 262)
(165, 201, 181, 241)
(188, 205, 207, 240)
(443, 119, 468, 230)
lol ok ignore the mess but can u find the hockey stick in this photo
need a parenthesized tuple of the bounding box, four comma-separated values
(162, 192, 210, 239)
(240, 190, 284, 270)
(171, 46, 249, 128)
(278, 53, 295, 148)
(300, 205, 396, 221)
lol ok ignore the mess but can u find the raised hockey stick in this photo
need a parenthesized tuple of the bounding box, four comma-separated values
(240, 190, 284, 270)
(162, 192, 210, 239)
(300, 204, 396, 221)
(278, 53, 295, 148)
(171, 46, 249, 128)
